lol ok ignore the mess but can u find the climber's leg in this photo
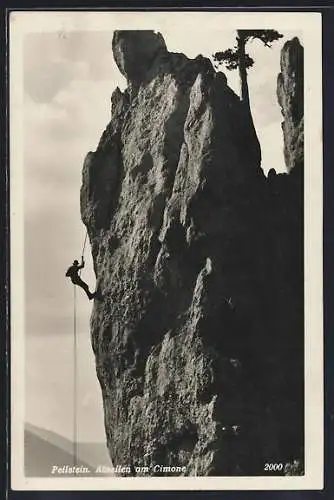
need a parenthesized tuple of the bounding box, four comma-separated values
(74, 277, 93, 299)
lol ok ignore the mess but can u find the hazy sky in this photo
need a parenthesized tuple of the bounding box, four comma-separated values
(22, 16, 302, 443)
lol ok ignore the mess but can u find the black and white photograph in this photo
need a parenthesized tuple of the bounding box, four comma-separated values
(10, 10, 323, 490)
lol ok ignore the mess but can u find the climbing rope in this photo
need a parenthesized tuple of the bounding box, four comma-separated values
(73, 284, 78, 474)
(72, 229, 90, 474)
(81, 231, 88, 260)
(79, 231, 88, 279)
(72, 230, 88, 474)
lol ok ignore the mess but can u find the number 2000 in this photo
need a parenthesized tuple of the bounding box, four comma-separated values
(264, 463, 284, 471)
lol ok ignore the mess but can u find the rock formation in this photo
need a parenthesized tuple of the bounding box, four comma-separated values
(80, 31, 304, 476)
(277, 37, 304, 172)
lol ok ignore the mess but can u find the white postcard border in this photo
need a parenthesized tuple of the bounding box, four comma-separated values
(10, 10, 323, 491)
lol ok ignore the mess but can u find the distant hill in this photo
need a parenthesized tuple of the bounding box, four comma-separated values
(25, 422, 114, 477)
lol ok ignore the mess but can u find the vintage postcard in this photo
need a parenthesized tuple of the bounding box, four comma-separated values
(10, 10, 323, 491)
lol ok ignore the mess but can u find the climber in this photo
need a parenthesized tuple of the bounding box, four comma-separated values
(65, 257, 96, 300)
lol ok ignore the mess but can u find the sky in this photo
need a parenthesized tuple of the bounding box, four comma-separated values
(21, 15, 302, 444)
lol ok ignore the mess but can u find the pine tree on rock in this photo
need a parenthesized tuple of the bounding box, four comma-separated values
(213, 30, 283, 110)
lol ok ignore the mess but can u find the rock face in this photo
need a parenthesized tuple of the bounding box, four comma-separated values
(112, 30, 167, 85)
(277, 37, 304, 172)
(81, 31, 304, 476)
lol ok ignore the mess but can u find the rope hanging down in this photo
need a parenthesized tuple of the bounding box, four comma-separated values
(73, 284, 78, 473)
(73, 231, 88, 475)
(72, 231, 87, 474)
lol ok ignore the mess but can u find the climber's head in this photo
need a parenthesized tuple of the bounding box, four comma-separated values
(73, 260, 79, 266)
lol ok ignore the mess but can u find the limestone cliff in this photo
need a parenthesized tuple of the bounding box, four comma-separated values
(80, 31, 304, 476)
(277, 37, 304, 172)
